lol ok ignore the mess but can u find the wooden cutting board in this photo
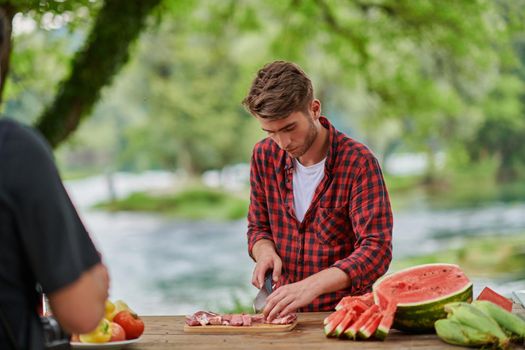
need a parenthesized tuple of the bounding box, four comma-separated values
(183, 320, 298, 334)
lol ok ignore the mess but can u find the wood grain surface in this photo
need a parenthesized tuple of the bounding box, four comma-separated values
(126, 304, 525, 349)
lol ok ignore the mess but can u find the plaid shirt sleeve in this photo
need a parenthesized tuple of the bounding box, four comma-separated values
(247, 146, 273, 259)
(331, 155, 393, 293)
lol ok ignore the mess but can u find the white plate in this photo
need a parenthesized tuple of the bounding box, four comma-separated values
(71, 338, 140, 349)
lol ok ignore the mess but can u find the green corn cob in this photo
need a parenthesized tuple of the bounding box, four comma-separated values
(444, 302, 509, 348)
(435, 319, 496, 347)
(472, 300, 525, 339)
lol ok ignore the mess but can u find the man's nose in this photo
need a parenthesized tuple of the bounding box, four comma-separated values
(276, 133, 291, 149)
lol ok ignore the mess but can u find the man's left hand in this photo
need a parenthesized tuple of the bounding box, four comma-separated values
(262, 267, 351, 321)
(262, 279, 317, 321)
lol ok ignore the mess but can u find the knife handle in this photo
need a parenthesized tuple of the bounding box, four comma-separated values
(264, 270, 273, 294)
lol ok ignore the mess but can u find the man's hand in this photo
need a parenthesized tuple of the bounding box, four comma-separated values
(263, 279, 316, 321)
(263, 267, 351, 321)
(251, 239, 282, 289)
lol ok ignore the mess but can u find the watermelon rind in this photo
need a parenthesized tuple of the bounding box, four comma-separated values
(375, 303, 397, 341)
(375, 323, 389, 340)
(373, 263, 473, 332)
(357, 313, 382, 339)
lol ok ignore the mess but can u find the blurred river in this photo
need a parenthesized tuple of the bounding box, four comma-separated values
(65, 172, 525, 315)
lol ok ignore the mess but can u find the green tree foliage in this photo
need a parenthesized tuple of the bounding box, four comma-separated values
(1, 0, 161, 148)
(3, 0, 525, 185)
(35, 0, 162, 147)
(131, 25, 250, 174)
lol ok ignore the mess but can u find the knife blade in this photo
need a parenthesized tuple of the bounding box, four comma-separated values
(253, 270, 273, 313)
(513, 290, 525, 308)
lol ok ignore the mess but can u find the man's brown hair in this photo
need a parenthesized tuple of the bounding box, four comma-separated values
(242, 61, 313, 120)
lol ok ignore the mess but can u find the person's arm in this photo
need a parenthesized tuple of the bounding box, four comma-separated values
(263, 267, 349, 320)
(331, 155, 393, 293)
(48, 263, 109, 333)
(3, 122, 109, 334)
(247, 146, 282, 288)
(263, 155, 392, 320)
(251, 239, 282, 289)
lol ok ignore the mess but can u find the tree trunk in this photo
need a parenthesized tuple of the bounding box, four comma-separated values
(496, 153, 517, 183)
(0, 4, 15, 104)
(35, 0, 162, 148)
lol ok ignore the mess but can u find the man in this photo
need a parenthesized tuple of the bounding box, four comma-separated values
(243, 61, 393, 321)
(0, 118, 109, 349)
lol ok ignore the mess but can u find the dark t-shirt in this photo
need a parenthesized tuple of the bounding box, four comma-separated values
(0, 119, 101, 349)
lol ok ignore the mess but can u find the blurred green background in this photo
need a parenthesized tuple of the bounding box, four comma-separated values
(2, 0, 525, 314)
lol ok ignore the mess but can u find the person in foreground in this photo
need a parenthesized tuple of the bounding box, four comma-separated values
(243, 61, 393, 321)
(0, 118, 109, 349)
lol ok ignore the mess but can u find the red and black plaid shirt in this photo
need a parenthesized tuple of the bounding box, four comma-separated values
(247, 116, 393, 311)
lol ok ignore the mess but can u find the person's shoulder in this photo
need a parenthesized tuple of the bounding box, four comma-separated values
(336, 132, 378, 165)
(0, 117, 53, 158)
(252, 137, 278, 158)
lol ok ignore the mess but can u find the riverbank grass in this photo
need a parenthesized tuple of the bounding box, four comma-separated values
(95, 186, 248, 220)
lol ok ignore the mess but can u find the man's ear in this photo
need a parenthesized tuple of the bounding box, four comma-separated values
(311, 99, 321, 119)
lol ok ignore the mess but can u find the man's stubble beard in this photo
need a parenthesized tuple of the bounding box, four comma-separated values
(293, 117, 318, 159)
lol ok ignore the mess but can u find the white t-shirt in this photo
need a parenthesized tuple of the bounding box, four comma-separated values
(292, 157, 327, 222)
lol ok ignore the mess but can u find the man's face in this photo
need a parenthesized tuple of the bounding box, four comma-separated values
(257, 108, 318, 159)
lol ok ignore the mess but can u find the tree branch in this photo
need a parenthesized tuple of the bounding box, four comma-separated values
(0, 4, 15, 104)
(35, 0, 162, 148)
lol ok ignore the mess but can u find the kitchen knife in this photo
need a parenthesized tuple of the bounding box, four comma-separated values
(513, 290, 525, 308)
(253, 270, 273, 313)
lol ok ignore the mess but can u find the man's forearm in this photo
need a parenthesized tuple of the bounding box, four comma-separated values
(251, 239, 276, 261)
(304, 267, 351, 298)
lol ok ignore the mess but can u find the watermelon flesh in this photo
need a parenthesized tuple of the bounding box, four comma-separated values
(357, 312, 382, 339)
(323, 308, 346, 336)
(476, 287, 513, 312)
(343, 304, 379, 339)
(375, 300, 397, 340)
(373, 263, 473, 332)
(336, 293, 374, 310)
(323, 308, 345, 326)
(333, 310, 356, 337)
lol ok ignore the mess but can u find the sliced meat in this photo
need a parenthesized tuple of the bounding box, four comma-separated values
(185, 310, 297, 327)
(208, 316, 222, 325)
(185, 315, 201, 326)
(230, 314, 244, 326)
(269, 313, 297, 325)
(251, 314, 265, 324)
(242, 314, 252, 326)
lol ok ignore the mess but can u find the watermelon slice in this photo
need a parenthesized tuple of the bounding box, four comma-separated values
(323, 308, 346, 336)
(357, 312, 382, 339)
(476, 287, 513, 312)
(333, 310, 356, 337)
(375, 301, 397, 340)
(323, 308, 345, 325)
(342, 304, 379, 339)
(336, 293, 374, 310)
(372, 263, 473, 332)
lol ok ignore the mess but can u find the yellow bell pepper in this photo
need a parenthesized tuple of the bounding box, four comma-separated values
(79, 318, 111, 343)
(104, 300, 116, 321)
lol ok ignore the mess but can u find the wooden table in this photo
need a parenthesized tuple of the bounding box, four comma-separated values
(130, 305, 525, 349)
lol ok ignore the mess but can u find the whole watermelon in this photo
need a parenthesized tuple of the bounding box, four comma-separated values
(373, 263, 473, 332)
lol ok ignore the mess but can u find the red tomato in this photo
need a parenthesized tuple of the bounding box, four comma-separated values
(113, 311, 145, 339)
(109, 322, 126, 342)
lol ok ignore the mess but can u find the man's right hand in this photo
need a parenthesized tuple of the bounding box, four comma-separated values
(251, 239, 282, 289)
